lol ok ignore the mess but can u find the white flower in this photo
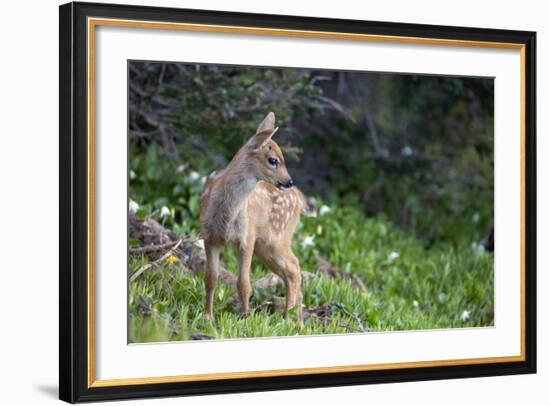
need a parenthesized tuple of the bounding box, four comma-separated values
(387, 251, 400, 262)
(200, 176, 207, 186)
(318, 205, 331, 216)
(194, 239, 205, 250)
(176, 165, 186, 174)
(128, 199, 139, 214)
(413, 300, 419, 308)
(301, 235, 315, 249)
(472, 243, 485, 255)
(401, 146, 413, 156)
(160, 206, 171, 219)
(188, 171, 200, 182)
(129, 169, 136, 180)
(460, 310, 471, 322)
(472, 212, 480, 223)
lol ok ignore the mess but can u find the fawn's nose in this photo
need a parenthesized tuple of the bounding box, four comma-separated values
(277, 178, 294, 189)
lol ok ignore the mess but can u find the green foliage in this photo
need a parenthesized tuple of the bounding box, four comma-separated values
(130, 62, 322, 169)
(170, 66, 320, 162)
(130, 63, 494, 245)
(296, 73, 494, 244)
(129, 142, 203, 230)
(129, 201, 493, 342)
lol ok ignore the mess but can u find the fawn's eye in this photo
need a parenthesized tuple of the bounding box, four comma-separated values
(267, 157, 279, 168)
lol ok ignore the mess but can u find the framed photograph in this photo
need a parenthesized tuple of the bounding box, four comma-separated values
(59, 1, 536, 403)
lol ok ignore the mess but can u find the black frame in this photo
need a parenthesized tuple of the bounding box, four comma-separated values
(59, 1, 537, 403)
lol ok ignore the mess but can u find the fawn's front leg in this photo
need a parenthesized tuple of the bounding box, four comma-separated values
(237, 237, 255, 317)
(204, 241, 221, 320)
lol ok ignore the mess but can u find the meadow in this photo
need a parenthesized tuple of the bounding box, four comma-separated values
(128, 175, 493, 342)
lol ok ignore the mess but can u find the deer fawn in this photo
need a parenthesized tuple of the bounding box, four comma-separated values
(199, 112, 304, 324)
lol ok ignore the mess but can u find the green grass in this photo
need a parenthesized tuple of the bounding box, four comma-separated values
(128, 203, 493, 343)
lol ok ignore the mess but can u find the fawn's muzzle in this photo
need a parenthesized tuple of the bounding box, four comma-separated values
(278, 178, 294, 189)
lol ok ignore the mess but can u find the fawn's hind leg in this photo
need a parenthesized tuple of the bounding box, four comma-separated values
(255, 244, 303, 325)
(282, 251, 303, 325)
(204, 241, 221, 320)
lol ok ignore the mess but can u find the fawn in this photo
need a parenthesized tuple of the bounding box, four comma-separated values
(199, 112, 304, 324)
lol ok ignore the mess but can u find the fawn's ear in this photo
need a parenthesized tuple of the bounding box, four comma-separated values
(256, 112, 276, 134)
(247, 127, 279, 151)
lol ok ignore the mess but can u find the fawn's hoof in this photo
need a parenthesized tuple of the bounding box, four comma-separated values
(238, 311, 249, 320)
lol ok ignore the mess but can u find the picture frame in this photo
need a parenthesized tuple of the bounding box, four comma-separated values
(59, 1, 537, 403)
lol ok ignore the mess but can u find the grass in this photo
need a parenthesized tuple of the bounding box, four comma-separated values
(128, 203, 493, 343)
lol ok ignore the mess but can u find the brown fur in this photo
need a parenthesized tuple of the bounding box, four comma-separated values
(199, 112, 304, 324)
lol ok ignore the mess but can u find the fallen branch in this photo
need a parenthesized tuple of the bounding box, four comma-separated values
(129, 240, 183, 255)
(331, 302, 366, 333)
(129, 213, 237, 285)
(130, 239, 183, 283)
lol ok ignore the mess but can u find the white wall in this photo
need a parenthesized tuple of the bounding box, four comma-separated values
(0, 0, 546, 404)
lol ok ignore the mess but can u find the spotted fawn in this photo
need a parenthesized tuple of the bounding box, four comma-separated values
(199, 112, 305, 324)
